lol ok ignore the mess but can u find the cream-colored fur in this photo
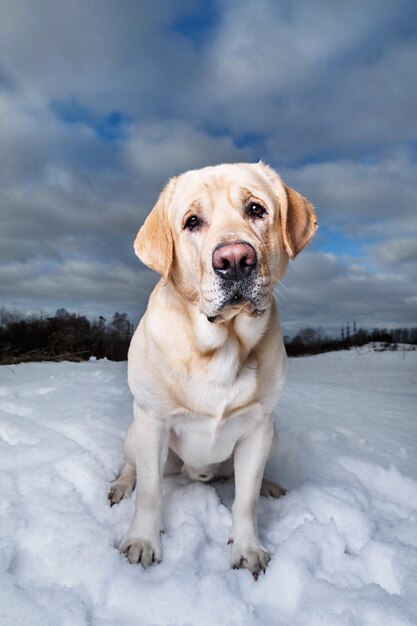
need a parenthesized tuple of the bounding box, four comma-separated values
(109, 162, 317, 578)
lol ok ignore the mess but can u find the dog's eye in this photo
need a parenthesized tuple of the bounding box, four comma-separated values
(184, 215, 202, 230)
(247, 203, 267, 219)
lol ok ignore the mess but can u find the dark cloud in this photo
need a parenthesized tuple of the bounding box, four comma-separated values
(198, 0, 417, 160)
(279, 152, 417, 233)
(282, 250, 417, 333)
(0, 0, 416, 331)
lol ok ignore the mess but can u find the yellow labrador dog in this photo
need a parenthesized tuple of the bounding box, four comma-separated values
(109, 162, 317, 578)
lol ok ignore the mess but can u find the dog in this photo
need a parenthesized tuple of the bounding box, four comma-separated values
(109, 162, 317, 578)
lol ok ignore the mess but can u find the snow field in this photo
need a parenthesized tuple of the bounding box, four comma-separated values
(0, 346, 416, 625)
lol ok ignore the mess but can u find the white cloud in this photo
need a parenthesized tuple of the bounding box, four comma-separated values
(280, 151, 417, 235)
(207, 0, 380, 99)
(372, 238, 417, 265)
(126, 120, 248, 179)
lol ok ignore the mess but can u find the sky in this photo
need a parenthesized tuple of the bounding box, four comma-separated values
(0, 0, 416, 334)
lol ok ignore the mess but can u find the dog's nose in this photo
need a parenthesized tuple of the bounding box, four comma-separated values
(212, 242, 257, 281)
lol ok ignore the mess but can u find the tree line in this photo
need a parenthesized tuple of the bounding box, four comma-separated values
(284, 325, 417, 357)
(0, 306, 416, 364)
(0, 307, 133, 364)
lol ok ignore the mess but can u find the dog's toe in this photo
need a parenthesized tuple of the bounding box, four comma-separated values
(120, 536, 162, 567)
(230, 543, 271, 578)
(108, 482, 133, 506)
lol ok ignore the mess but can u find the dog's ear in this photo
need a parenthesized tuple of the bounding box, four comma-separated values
(134, 178, 176, 279)
(255, 162, 317, 259)
(281, 185, 318, 259)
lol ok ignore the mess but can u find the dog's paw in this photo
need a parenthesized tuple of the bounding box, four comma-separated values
(260, 479, 287, 498)
(230, 542, 271, 580)
(120, 536, 162, 567)
(108, 481, 133, 506)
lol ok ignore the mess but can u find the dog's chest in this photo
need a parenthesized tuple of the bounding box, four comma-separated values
(186, 332, 258, 415)
(169, 334, 262, 467)
(170, 399, 263, 467)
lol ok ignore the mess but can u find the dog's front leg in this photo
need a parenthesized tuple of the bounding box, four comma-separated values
(230, 420, 274, 578)
(120, 404, 169, 567)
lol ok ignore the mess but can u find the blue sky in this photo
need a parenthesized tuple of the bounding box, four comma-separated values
(51, 99, 130, 142)
(0, 0, 416, 333)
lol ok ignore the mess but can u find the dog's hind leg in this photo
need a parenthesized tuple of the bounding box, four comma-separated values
(259, 427, 286, 498)
(108, 462, 136, 505)
(163, 448, 183, 477)
(109, 437, 181, 506)
(108, 422, 137, 505)
(108, 450, 181, 506)
(260, 479, 286, 498)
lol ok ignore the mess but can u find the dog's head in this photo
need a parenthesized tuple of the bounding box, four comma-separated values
(134, 163, 317, 321)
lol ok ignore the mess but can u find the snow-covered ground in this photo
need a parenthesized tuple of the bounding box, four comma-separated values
(0, 346, 416, 626)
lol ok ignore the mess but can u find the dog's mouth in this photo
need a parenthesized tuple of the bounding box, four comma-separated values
(205, 283, 269, 323)
(201, 263, 272, 323)
(229, 291, 244, 305)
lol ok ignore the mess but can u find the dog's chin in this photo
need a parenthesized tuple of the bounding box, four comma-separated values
(203, 292, 270, 324)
